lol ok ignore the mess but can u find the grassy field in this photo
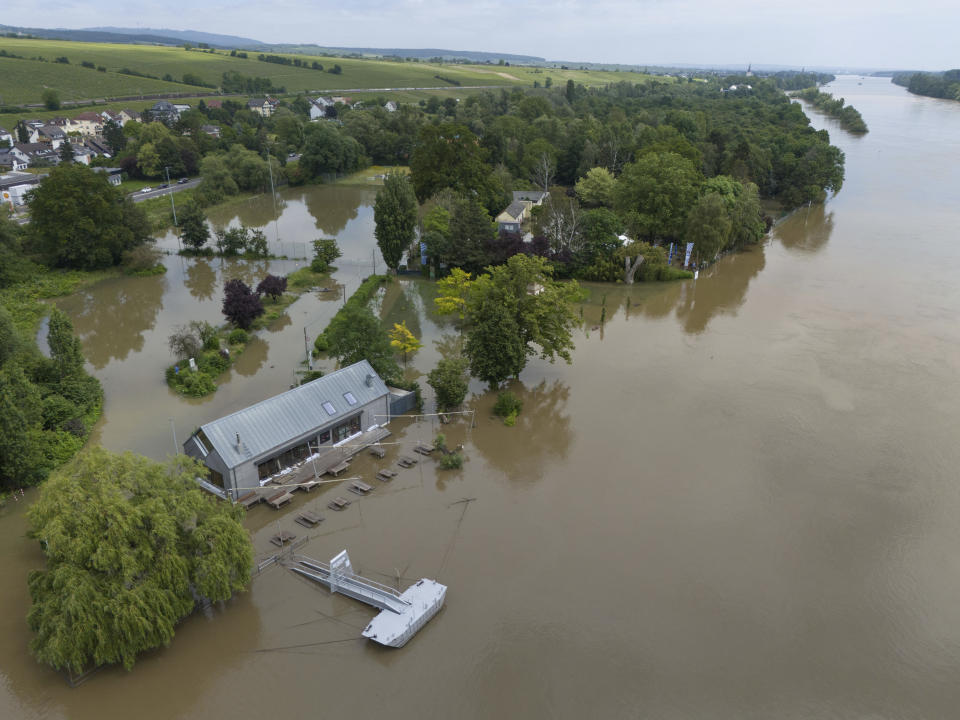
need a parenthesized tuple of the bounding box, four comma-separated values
(0, 37, 650, 107)
(0, 55, 196, 105)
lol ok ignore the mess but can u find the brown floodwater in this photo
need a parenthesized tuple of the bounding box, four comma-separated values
(3, 76, 960, 718)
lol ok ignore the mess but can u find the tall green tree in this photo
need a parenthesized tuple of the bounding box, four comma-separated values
(0, 364, 44, 489)
(58, 139, 74, 164)
(325, 303, 399, 381)
(46, 309, 86, 381)
(373, 172, 418, 271)
(442, 254, 580, 388)
(427, 357, 470, 411)
(179, 201, 210, 251)
(26, 448, 253, 673)
(684, 192, 732, 264)
(27, 164, 152, 270)
(614, 151, 702, 242)
(448, 196, 495, 273)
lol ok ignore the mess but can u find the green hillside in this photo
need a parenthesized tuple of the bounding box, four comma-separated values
(0, 38, 643, 107)
(0, 55, 197, 105)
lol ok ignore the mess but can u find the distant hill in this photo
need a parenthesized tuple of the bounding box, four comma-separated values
(0, 24, 186, 46)
(85, 27, 265, 49)
(281, 46, 545, 64)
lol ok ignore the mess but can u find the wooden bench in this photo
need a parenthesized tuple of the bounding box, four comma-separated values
(413, 443, 434, 456)
(397, 455, 418, 468)
(266, 490, 294, 509)
(376, 469, 397, 482)
(295, 510, 324, 528)
(326, 460, 350, 476)
(348, 480, 374, 496)
(327, 496, 351, 511)
(237, 491, 261, 509)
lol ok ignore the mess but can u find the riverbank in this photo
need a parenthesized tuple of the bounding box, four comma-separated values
(793, 87, 869, 133)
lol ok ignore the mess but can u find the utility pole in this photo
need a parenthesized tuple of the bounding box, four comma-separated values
(164, 166, 178, 225)
(304, 326, 312, 371)
(169, 417, 179, 456)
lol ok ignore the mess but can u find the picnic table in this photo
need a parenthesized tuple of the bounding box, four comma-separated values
(295, 510, 324, 528)
(327, 460, 350, 476)
(327, 496, 352, 511)
(267, 490, 294, 509)
(397, 455, 418, 468)
(376, 469, 397, 482)
(348, 480, 374, 496)
(237, 491, 262, 509)
(369, 445, 386, 459)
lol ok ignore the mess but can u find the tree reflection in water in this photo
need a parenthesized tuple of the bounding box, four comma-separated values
(305, 185, 370, 236)
(184, 258, 217, 300)
(776, 202, 835, 254)
(232, 335, 269, 376)
(59, 272, 166, 369)
(468, 380, 572, 485)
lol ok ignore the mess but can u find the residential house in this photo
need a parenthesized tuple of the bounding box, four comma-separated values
(200, 124, 221, 138)
(204, 99, 223, 110)
(173, 103, 192, 115)
(119, 109, 141, 124)
(37, 124, 66, 149)
(68, 111, 105, 136)
(148, 101, 180, 124)
(0, 151, 28, 171)
(496, 200, 527, 234)
(18, 124, 40, 144)
(83, 136, 112, 158)
(0, 171, 44, 206)
(91, 167, 123, 186)
(309, 96, 335, 120)
(384, 101, 398, 112)
(182, 360, 392, 500)
(11, 142, 59, 167)
(512, 190, 548, 207)
(100, 109, 127, 127)
(0, 126, 13, 147)
(246, 98, 273, 117)
(71, 146, 93, 165)
(330, 96, 351, 107)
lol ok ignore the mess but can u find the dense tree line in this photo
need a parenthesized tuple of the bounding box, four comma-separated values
(795, 88, 869, 133)
(893, 70, 960, 101)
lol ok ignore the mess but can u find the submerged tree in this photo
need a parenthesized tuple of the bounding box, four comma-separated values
(373, 172, 418, 272)
(389, 321, 422, 366)
(26, 448, 253, 673)
(222, 278, 264, 329)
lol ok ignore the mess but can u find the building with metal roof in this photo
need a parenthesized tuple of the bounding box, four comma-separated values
(183, 360, 391, 499)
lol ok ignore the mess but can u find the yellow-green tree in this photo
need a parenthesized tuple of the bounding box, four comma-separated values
(389, 321, 422, 366)
(434, 268, 473, 322)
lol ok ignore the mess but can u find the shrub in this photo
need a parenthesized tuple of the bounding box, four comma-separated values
(300, 370, 324, 384)
(228, 328, 248, 345)
(311, 238, 341, 272)
(439, 452, 464, 470)
(256, 274, 287, 300)
(199, 350, 229, 375)
(313, 332, 328, 353)
(434, 433, 447, 452)
(493, 390, 523, 418)
(427, 357, 470, 411)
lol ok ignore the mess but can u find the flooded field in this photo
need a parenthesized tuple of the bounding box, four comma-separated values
(3, 76, 960, 718)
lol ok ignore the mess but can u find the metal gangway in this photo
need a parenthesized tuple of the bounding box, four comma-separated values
(288, 551, 412, 615)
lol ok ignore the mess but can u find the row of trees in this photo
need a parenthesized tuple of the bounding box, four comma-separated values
(795, 88, 869, 133)
(893, 70, 960, 101)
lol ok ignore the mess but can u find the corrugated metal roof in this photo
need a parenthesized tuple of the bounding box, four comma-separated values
(196, 360, 389, 469)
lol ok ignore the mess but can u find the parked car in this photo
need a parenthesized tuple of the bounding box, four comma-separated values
(178, 177, 189, 184)
(159, 183, 169, 189)
(140, 187, 153, 193)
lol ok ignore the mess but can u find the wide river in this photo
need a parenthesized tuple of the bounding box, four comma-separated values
(2, 76, 960, 719)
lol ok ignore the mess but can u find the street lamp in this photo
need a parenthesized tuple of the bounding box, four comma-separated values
(164, 166, 178, 226)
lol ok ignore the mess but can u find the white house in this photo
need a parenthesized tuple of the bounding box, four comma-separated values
(0, 171, 44, 206)
(0, 151, 28, 171)
(37, 124, 66, 149)
(67, 111, 105, 136)
(310, 96, 335, 120)
(384, 101, 398, 112)
(0, 126, 13, 147)
(91, 167, 123, 186)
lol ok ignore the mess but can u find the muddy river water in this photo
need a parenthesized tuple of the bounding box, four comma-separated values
(3, 76, 960, 718)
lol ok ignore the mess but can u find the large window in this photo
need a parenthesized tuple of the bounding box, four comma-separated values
(256, 443, 310, 481)
(333, 414, 362, 443)
(208, 468, 224, 488)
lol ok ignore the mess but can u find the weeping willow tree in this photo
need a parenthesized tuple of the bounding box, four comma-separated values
(26, 448, 253, 674)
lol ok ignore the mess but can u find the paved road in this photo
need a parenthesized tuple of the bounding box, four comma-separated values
(129, 178, 201, 202)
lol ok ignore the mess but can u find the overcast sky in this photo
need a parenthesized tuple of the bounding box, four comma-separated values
(6, 0, 957, 70)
